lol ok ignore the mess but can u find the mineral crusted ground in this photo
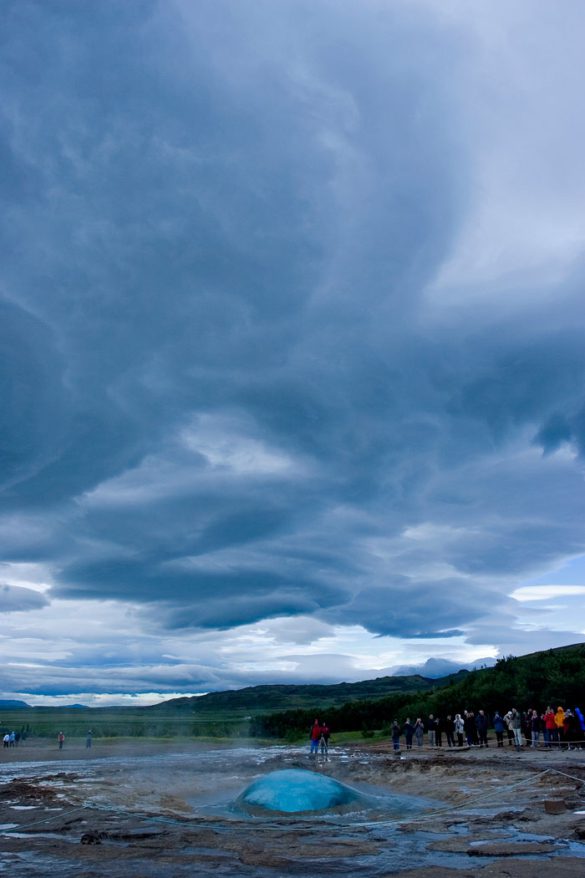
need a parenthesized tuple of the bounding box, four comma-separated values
(1, 739, 584, 876)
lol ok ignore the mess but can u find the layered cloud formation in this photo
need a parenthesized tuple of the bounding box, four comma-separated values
(1, 0, 584, 702)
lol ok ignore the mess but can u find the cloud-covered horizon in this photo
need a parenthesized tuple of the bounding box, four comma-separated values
(1, 0, 584, 704)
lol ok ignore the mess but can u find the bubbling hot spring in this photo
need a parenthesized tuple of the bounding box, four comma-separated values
(237, 768, 365, 814)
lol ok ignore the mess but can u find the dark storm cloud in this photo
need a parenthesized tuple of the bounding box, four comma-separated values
(319, 581, 494, 638)
(1, 0, 585, 673)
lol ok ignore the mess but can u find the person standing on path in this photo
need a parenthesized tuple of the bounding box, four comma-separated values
(427, 715, 437, 748)
(58, 731, 65, 750)
(509, 709, 522, 751)
(529, 710, 540, 748)
(444, 715, 454, 748)
(464, 711, 476, 746)
(493, 712, 505, 747)
(309, 719, 321, 757)
(86, 730, 93, 749)
(319, 722, 330, 758)
(454, 714, 465, 747)
(391, 720, 401, 752)
(476, 710, 489, 747)
(414, 718, 425, 747)
(555, 707, 566, 749)
(543, 706, 557, 748)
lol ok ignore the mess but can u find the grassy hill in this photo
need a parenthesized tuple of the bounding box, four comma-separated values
(149, 673, 448, 714)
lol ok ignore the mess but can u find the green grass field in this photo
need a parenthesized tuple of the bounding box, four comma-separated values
(0, 707, 253, 740)
(0, 705, 386, 745)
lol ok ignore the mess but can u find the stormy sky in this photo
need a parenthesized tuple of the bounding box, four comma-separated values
(1, 0, 585, 705)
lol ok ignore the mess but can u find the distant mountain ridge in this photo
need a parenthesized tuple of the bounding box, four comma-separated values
(390, 656, 496, 678)
(148, 672, 468, 714)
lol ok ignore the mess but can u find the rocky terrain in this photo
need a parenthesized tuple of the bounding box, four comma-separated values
(0, 740, 584, 876)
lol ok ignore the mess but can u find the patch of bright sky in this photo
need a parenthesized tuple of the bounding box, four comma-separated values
(424, 1, 585, 304)
(215, 618, 497, 672)
(0, 562, 52, 593)
(180, 417, 300, 476)
(524, 553, 585, 587)
(511, 585, 585, 602)
(23, 692, 207, 708)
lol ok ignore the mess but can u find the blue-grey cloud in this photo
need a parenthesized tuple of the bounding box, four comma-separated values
(0, 584, 48, 613)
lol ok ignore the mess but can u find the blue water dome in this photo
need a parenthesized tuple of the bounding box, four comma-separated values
(238, 768, 361, 814)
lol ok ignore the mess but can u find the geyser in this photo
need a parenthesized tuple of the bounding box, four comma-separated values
(238, 768, 361, 814)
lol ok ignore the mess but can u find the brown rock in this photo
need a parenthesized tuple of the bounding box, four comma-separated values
(544, 799, 567, 814)
(467, 841, 558, 857)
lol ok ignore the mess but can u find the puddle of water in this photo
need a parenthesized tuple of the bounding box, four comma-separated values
(1, 831, 78, 842)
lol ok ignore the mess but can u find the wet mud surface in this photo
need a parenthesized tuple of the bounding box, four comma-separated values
(1, 742, 585, 876)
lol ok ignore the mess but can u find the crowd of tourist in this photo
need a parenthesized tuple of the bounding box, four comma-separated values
(390, 706, 585, 752)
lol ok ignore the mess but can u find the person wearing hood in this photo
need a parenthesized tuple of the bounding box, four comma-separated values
(555, 707, 566, 750)
(575, 707, 585, 748)
(564, 709, 579, 750)
(493, 712, 506, 747)
(543, 706, 557, 748)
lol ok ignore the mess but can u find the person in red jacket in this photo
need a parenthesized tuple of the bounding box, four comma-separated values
(543, 706, 556, 748)
(309, 719, 321, 756)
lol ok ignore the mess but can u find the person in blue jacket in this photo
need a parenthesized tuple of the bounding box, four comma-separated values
(493, 712, 506, 747)
(475, 710, 489, 747)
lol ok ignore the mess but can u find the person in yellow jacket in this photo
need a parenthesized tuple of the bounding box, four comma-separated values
(555, 707, 566, 750)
